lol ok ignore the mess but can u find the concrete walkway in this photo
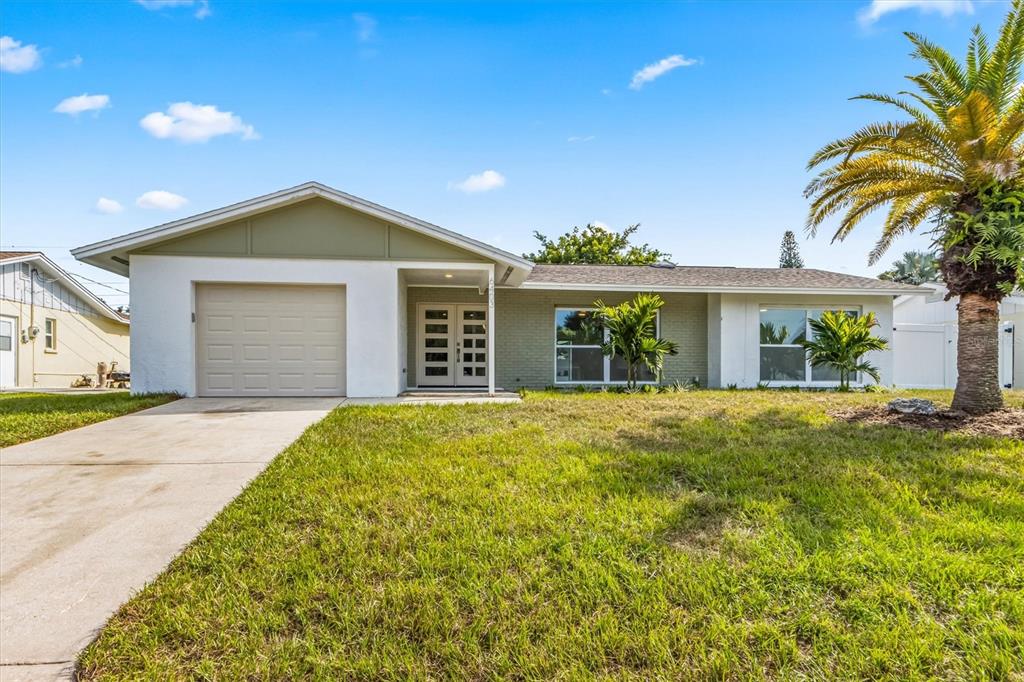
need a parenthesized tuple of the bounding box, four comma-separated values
(0, 397, 342, 681)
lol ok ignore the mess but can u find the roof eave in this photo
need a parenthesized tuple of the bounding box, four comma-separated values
(4, 254, 128, 322)
(517, 281, 926, 296)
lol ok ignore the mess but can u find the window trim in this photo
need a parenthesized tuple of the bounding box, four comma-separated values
(19, 262, 31, 280)
(553, 307, 662, 385)
(758, 305, 862, 386)
(44, 317, 57, 353)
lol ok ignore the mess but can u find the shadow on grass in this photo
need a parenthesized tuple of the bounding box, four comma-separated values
(598, 407, 1021, 555)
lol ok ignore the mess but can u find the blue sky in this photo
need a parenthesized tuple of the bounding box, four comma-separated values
(0, 0, 1014, 306)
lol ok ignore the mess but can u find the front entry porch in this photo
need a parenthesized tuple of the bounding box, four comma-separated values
(400, 264, 497, 395)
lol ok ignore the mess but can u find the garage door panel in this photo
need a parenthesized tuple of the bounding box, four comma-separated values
(243, 374, 271, 391)
(242, 344, 270, 361)
(196, 284, 346, 397)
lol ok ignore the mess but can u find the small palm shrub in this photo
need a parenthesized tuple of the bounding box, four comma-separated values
(800, 311, 888, 391)
(593, 293, 679, 390)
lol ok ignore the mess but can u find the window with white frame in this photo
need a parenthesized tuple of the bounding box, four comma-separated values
(554, 308, 658, 384)
(44, 318, 57, 352)
(759, 307, 859, 383)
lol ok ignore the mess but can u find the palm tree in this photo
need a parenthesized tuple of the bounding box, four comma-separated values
(594, 293, 679, 389)
(878, 250, 941, 284)
(805, 0, 1024, 414)
(800, 311, 888, 391)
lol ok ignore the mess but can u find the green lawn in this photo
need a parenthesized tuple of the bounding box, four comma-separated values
(0, 391, 178, 447)
(79, 391, 1023, 680)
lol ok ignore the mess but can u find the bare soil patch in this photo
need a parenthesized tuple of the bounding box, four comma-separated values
(832, 405, 1024, 439)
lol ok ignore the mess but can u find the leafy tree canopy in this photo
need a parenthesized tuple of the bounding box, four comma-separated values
(525, 224, 669, 265)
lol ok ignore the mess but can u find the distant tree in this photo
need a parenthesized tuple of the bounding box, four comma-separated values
(594, 293, 679, 389)
(525, 224, 669, 265)
(778, 230, 805, 268)
(878, 250, 941, 284)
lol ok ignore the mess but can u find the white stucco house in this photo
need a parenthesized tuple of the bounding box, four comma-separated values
(1, 251, 130, 389)
(893, 281, 1022, 389)
(71, 182, 922, 398)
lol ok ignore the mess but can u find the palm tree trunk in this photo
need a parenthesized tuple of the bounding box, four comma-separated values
(951, 293, 1004, 414)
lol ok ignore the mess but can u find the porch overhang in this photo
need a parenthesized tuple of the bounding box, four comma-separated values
(399, 262, 497, 395)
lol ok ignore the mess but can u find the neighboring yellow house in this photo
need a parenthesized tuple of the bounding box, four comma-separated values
(0, 252, 130, 389)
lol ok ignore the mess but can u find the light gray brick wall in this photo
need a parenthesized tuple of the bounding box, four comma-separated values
(406, 287, 708, 389)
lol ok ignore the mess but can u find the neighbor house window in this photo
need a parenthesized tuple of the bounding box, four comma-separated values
(554, 308, 659, 384)
(759, 307, 859, 384)
(44, 318, 56, 351)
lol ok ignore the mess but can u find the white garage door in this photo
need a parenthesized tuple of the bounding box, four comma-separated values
(196, 284, 345, 396)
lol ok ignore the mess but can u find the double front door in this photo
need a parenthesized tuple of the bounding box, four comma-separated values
(416, 304, 487, 387)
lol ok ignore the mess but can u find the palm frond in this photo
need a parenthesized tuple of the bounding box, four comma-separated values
(979, 0, 1024, 111)
(906, 32, 969, 102)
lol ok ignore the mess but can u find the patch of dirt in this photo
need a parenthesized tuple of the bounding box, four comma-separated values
(831, 406, 1024, 440)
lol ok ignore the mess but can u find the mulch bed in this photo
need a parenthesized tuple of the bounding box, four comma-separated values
(832, 406, 1024, 440)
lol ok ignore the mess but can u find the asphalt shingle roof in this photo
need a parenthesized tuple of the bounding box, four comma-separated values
(523, 264, 923, 292)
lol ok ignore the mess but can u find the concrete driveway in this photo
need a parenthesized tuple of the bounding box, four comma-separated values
(0, 397, 341, 681)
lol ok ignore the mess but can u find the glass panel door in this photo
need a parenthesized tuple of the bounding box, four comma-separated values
(417, 305, 455, 386)
(456, 305, 487, 387)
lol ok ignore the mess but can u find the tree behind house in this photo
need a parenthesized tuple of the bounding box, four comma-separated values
(878, 250, 941, 285)
(526, 224, 669, 264)
(779, 230, 805, 268)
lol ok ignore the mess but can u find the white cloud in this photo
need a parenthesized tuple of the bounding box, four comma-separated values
(353, 13, 377, 42)
(54, 93, 110, 116)
(136, 0, 193, 8)
(592, 220, 609, 229)
(136, 0, 210, 19)
(95, 197, 124, 214)
(629, 54, 698, 90)
(140, 102, 258, 143)
(568, 135, 595, 143)
(601, 88, 613, 96)
(858, 0, 973, 26)
(0, 36, 42, 73)
(58, 55, 83, 68)
(448, 170, 506, 193)
(136, 190, 188, 210)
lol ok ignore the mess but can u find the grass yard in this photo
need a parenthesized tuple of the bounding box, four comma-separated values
(0, 391, 178, 447)
(79, 391, 1023, 680)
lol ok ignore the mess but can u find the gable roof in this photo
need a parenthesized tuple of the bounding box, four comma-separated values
(72, 181, 534, 277)
(0, 252, 129, 322)
(522, 264, 925, 295)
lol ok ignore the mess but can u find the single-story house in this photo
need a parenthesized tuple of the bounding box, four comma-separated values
(893, 281, 1022, 389)
(1, 251, 130, 389)
(71, 182, 922, 397)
